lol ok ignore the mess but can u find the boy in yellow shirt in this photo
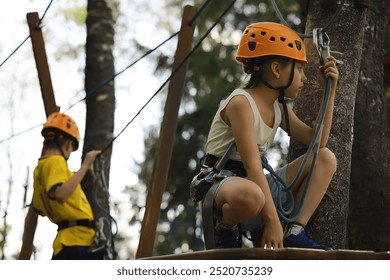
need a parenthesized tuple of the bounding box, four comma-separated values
(19, 112, 102, 259)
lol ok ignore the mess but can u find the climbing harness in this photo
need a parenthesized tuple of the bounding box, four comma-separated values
(57, 219, 95, 231)
(190, 142, 236, 203)
(196, 141, 236, 249)
(88, 157, 118, 260)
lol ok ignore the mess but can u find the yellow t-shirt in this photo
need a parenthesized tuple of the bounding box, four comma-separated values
(32, 155, 95, 256)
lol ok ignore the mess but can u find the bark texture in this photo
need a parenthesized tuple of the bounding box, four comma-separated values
(348, 0, 390, 251)
(289, 0, 366, 248)
(82, 0, 116, 257)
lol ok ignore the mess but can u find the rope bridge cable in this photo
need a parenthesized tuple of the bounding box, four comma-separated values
(0, 31, 180, 144)
(63, 31, 180, 113)
(188, 0, 212, 26)
(35, 0, 54, 28)
(0, 36, 30, 68)
(64, 0, 214, 113)
(0, 123, 42, 144)
(0, 0, 221, 144)
(3, 0, 171, 142)
(0, 0, 54, 69)
(99, 0, 237, 155)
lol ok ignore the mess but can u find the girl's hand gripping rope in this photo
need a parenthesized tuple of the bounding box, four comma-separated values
(317, 56, 339, 92)
(313, 28, 339, 92)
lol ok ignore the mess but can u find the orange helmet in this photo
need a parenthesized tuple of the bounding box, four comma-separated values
(42, 112, 80, 151)
(236, 22, 306, 71)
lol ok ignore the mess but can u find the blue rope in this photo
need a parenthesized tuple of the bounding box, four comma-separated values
(264, 76, 333, 223)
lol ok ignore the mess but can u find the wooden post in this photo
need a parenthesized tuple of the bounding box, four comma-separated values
(136, 5, 197, 258)
(27, 12, 59, 116)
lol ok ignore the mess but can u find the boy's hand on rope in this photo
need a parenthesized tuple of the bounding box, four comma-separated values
(82, 150, 102, 170)
(317, 56, 339, 91)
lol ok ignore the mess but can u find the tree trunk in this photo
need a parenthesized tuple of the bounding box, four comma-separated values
(289, 0, 366, 248)
(82, 0, 116, 257)
(348, 0, 390, 251)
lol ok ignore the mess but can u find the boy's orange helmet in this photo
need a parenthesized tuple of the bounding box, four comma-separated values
(42, 112, 80, 151)
(236, 22, 307, 70)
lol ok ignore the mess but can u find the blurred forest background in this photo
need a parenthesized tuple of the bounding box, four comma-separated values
(0, 0, 389, 259)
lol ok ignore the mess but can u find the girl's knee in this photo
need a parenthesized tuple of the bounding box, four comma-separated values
(215, 178, 264, 216)
(318, 147, 337, 173)
(234, 183, 265, 216)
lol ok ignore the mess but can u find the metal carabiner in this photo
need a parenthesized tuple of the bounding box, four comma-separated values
(313, 28, 331, 65)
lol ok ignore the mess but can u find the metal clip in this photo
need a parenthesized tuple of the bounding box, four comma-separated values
(35, 19, 45, 31)
(313, 28, 331, 65)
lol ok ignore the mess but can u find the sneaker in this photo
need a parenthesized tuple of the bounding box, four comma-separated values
(214, 221, 241, 248)
(283, 226, 332, 250)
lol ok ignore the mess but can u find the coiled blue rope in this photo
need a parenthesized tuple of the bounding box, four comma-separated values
(263, 75, 332, 223)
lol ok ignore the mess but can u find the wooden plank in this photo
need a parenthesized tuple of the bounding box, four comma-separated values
(136, 5, 197, 258)
(141, 248, 390, 260)
(27, 12, 59, 116)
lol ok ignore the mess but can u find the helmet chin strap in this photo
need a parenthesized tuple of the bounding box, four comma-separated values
(54, 139, 69, 161)
(261, 60, 296, 136)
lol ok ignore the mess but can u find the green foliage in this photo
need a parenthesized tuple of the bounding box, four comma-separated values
(63, 6, 87, 25)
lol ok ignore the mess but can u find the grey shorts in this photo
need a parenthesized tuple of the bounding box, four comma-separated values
(215, 165, 287, 203)
(266, 165, 288, 206)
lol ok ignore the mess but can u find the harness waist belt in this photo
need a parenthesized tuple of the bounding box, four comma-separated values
(202, 154, 247, 178)
(57, 219, 95, 231)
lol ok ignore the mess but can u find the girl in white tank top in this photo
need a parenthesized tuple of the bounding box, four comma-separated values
(198, 22, 339, 250)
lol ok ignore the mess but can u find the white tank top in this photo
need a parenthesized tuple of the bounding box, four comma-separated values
(204, 88, 282, 161)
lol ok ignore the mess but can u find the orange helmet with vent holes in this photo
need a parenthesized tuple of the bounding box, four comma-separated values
(41, 112, 80, 151)
(236, 22, 307, 67)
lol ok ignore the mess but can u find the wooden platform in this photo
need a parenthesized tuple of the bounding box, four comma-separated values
(142, 248, 390, 260)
